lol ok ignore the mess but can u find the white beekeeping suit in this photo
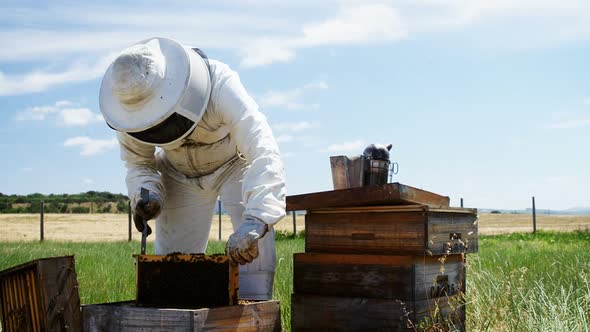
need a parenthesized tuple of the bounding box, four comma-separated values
(99, 37, 286, 300)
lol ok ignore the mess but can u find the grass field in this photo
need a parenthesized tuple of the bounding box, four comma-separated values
(1, 212, 590, 242)
(1, 231, 589, 331)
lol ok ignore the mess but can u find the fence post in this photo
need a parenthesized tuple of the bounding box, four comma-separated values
(218, 200, 222, 241)
(40, 201, 44, 242)
(128, 201, 132, 241)
(533, 196, 537, 234)
(460, 198, 464, 208)
(292, 211, 297, 235)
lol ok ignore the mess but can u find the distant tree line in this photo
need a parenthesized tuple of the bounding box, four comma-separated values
(0, 191, 129, 214)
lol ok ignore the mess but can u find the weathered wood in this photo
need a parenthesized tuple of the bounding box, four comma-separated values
(291, 293, 465, 331)
(40, 201, 44, 241)
(136, 254, 238, 309)
(82, 300, 281, 332)
(310, 205, 476, 214)
(286, 182, 450, 211)
(0, 256, 81, 332)
(293, 253, 465, 300)
(427, 212, 479, 255)
(330, 155, 364, 189)
(305, 205, 478, 255)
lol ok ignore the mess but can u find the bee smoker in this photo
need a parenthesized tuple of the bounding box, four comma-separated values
(360, 143, 399, 186)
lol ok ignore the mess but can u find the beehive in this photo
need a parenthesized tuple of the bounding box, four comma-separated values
(288, 184, 476, 331)
(0, 256, 81, 332)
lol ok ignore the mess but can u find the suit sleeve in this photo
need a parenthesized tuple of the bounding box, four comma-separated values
(117, 132, 166, 211)
(214, 72, 286, 226)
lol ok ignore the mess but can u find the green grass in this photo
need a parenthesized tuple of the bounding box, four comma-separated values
(467, 231, 590, 331)
(1, 231, 589, 331)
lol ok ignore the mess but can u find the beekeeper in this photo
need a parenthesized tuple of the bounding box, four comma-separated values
(98, 37, 286, 300)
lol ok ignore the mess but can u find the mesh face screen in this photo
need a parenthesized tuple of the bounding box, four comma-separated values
(129, 112, 195, 144)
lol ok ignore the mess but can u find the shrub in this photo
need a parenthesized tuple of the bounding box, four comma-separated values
(0, 201, 8, 212)
(99, 205, 112, 213)
(71, 206, 90, 213)
(116, 201, 129, 213)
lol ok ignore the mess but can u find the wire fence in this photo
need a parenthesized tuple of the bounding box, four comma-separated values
(2, 197, 590, 242)
(0, 201, 305, 242)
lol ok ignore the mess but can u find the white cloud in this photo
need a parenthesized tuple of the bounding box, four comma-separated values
(299, 4, 406, 46)
(304, 81, 329, 90)
(547, 116, 590, 129)
(4, 2, 587, 66)
(16, 101, 104, 127)
(402, 0, 590, 51)
(58, 108, 104, 126)
(545, 176, 571, 185)
(545, 98, 590, 129)
(546, 105, 590, 129)
(83, 179, 94, 185)
(258, 80, 328, 111)
(0, 7, 287, 62)
(281, 152, 296, 158)
(0, 53, 116, 96)
(56, 100, 73, 107)
(323, 140, 365, 153)
(241, 4, 406, 67)
(15, 105, 59, 121)
(2, 0, 590, 98)
(275, 134, 294, 143)
(272, 121, 320, 132)
(63, 136, 118, 156)
(398, 0, 586, 29)
(240, 38, 297, 68)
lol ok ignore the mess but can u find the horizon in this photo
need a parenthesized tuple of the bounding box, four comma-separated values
(1, 190, 589, 213)
(1, 1, 589, 211)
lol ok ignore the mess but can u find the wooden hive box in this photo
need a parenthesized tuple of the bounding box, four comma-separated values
(135, 253, 238, 309)
(293, 253, 465, 301)
(0, 256, 81, 332)
(82, 300, 281, 332)
(305, 205, 478, 256)
(291, 293, 464, 331)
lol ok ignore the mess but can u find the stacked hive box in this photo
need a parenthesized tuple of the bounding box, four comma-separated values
(287, 183, 478, 331)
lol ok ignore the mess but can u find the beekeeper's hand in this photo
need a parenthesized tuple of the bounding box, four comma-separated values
(226, 218, 269, 265)
(133, 191, 162, 235)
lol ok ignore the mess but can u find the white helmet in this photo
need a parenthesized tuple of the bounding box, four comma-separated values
(99, 37, 211, 147)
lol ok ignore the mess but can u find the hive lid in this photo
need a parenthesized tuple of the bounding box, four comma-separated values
(286, 182, 450, 211)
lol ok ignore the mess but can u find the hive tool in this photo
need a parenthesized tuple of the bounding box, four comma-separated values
(139, 187, 150, 255)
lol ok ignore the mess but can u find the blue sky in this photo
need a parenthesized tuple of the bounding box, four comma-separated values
(1, 0, 589, 210)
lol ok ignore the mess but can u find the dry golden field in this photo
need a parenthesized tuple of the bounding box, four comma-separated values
(0, 213, 302, 242)
(0, 212, 588, 242)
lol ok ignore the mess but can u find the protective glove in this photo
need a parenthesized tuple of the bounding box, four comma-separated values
(133, 191, 162, 235)
(226, 218, 269, 265)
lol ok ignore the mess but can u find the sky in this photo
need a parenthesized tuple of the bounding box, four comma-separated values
(1, 0, 589, 211)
